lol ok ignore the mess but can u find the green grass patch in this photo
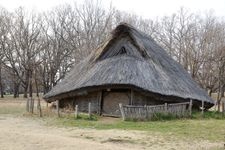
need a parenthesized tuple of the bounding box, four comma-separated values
(192, 110, 225, 119)
(42, 111, 225, 142)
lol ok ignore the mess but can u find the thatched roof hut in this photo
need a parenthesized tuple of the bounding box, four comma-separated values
(43, 23, 214, 115)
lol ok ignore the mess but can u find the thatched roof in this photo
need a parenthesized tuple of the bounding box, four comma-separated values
(43, 23, 214, 106)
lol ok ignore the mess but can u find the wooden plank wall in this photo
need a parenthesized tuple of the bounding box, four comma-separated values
(119, 101, 192, 120)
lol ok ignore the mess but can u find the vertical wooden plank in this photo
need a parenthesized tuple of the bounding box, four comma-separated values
(75, 105, 78, 119)
(164, 103, 168, 114)
(144, 105, 148, 119)
(119, 103, 125, 121)
(130, 89, 134, 105)
(88, 102, 91, 119)
(189, 100, 193, 117)
(201, 100, 204, 117)
(56, 100, 60, 117)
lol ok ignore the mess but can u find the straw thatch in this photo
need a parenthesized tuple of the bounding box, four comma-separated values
(43, 23, 214, 107)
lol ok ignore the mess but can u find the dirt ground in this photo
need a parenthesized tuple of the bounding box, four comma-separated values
(0, 99, 224, 150)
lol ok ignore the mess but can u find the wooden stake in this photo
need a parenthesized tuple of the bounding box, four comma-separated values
(75, 105, 78, 119)
(119, 103, 125, 121)
(56, 100, 60, 117)
(88, 102, 91, 119)
(201, 100, 204, 117)
(164, 103, 168, 113)
(189, 100, 193, 117)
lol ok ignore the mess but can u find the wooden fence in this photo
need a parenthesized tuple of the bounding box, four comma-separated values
(119, 101, 192, 120)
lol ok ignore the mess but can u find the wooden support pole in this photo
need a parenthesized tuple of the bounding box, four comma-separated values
(189, 100, 193, 117)
(75, 105, 78, 119)
(56, 100, 60, 117)
(201, 100, 204, 117)
(119, 103, 125, 121)
(88, 102, 91, 119)
(98, 91, 102, 115)
(130, 89, 134, 105)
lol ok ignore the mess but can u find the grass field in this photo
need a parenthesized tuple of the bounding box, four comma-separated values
(0, 97, 225, 149)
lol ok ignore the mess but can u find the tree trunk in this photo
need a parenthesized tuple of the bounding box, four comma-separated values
(208, 89, 212, 97)
(0, 62, 4, 98)
(29, 80, 33, 98)
(13, 82, 20, 98)
(23, 89, 28, 98)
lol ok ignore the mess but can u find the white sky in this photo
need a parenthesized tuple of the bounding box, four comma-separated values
(0, 0, 225, 18)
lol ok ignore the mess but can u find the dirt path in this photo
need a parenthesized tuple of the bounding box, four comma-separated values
(0, 114, 223, 150)
(0, 115, 140, 150)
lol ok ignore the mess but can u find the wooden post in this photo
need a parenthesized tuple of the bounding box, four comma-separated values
(201, 100, 204, 117)
(130, 89, 134, 105)
(88, 102, 91, 119)
(98, 91, 102, 115)
(119, 103, 125, 121)
(75, 105, 78, 119)
(56, 100, 60, 117)
(144, 105, 148, 119)
(164, 103, 168, 114)
(189, 100, 193, 117)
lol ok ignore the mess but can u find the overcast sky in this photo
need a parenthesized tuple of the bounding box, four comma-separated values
(0, 0, 225, 18)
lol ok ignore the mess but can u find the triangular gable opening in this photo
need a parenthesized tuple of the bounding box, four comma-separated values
(97, 36, 144, 61)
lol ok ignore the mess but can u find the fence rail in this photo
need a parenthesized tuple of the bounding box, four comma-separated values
(119, 101, 192, 120)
